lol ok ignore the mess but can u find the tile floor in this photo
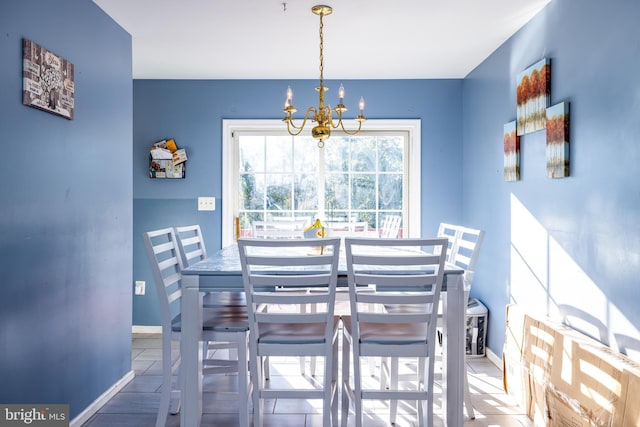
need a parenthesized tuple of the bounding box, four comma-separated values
(81, 333, 533, 427)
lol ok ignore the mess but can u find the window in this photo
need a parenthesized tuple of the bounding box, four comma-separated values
(222, 120, 421, 246)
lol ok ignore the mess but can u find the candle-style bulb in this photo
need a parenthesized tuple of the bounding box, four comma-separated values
(338, 84, 345, 103)
(359, 96, 365, 114)
(286, 86, 293, 103)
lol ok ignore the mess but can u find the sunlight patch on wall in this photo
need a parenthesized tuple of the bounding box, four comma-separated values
(509, 193, 549, 312)
(509, 193, 640, 362)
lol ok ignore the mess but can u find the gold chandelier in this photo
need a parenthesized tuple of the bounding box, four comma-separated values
(283, 5, 366, 148)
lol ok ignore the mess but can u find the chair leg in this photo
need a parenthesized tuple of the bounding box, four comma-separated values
(322, 339, 335, 427)
(299, 304, 308, 375)
(341, 331, 351, 427)
(426, 355, 435, 427)
(262, 356, 270, 380)
(309, 303, 318, 376)
(249, 340, 268, 427)
(389, 357, 399, 425)
(380, 357, 390, 389)
(156, 334, 173, 427)
(464, 367, 475, 419)
(331, 333, 340, 426)
(237, 333, 250, 427)
(169, 359, 181, 415)
(353, 351, 363, 427)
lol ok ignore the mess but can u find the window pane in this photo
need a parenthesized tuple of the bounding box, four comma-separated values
(379, 136, 404, 172)
(350, 137, 377, 172)
(265, 136, 293, 172)
(296, 173, 318, 210)
(325, 173, 348, 211)
(352, 173, 376, 210)
(355, 211, 375, 227)
(265, 174, 292, 210)
(293, 137, 319, 173)
(240, 173, 264, 210)
(240, 136, 265, 173)
(325, 138, 350, 172)
(378, 173, 403, 209)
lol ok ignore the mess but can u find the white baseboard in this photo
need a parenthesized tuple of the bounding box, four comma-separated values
(132, 325, 162, 334)
(486, 347, 502, 369)
(70, 370, 135, 427)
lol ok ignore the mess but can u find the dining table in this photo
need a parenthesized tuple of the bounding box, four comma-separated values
(179, 243, 466, 426)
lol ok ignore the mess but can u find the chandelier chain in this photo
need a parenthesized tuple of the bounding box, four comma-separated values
(282, 5, 365, 147)
(318, 11, 324, 89)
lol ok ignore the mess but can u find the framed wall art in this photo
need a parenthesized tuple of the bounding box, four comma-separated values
(516, 58, 550, 136)
(22, 38, 75, 120)
(504, 120, 520, 182)
(546, 102, 570, 178)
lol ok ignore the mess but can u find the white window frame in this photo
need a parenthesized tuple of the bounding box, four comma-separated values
(222, 119, 421, 247)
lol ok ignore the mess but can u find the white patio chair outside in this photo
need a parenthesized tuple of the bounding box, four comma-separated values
(379, 215, 402, 238)
(251, 220, 306, 239)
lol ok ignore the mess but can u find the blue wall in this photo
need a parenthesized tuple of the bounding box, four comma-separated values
(133, 79, 463, 325)
(462, 0, 640, 356)
(0, 0, 133, 419)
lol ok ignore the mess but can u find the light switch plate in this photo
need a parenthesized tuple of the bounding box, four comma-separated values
(134, 281, 145, 295)
(198, 197, 216, 211)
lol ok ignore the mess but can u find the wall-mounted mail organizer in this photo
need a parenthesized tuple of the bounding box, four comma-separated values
(148, 138, 187, 179)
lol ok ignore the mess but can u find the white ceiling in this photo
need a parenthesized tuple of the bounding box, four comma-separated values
(93, 0, 551, 80)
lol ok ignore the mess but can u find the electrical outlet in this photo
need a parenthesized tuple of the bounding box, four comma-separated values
(197, 196, 216, 211)
(134, 280, 145, 295)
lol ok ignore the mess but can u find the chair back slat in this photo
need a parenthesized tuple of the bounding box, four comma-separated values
(255, 312, 329, 324)
(356, 291, 438, 306)
(437, 223, 484, 291)
(352, 253, 442, 267)
(251, 274, 334, 287)
(345, 237, 447, 349)
(359, 311, 432, 324)
(238, 237, 341, 343)
(175, 224, 208, 267)
(245, 253, 335, 267)
(253, 291, 328, 304)
(354, 273, 439, 288)
(143, 228, 185, 332)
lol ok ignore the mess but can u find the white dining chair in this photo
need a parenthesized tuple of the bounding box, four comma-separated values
(341, 237, 448, 427)
(238, 237, 342, 427)
(143, 228, 250, 427)
(174, 224, 246, 308)
(437, 223, 484, 420)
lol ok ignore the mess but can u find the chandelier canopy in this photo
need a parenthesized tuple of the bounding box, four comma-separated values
(282, 5, 366, 148)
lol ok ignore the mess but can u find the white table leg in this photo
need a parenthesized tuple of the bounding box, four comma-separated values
(181, 275, 203, 426)
(443, 273, 464, 427)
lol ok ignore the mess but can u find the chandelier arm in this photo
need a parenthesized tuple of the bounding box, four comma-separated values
(338, 119, 365, 136)
(286, 107, 317, 133)
(282, 5, 365, 145)
(326, 107, 343, 130)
